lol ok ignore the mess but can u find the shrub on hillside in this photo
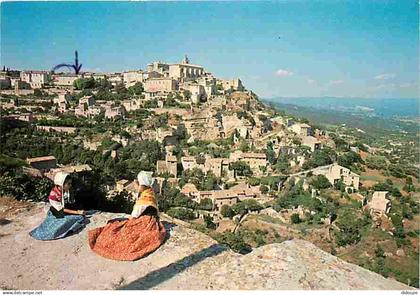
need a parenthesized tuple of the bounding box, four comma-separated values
(166, 207, 195, 220)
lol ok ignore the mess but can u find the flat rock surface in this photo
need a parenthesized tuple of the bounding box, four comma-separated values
(0, 202, 412, 290)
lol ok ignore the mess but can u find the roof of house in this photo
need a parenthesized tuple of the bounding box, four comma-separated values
(242, 152, 267, 159)
(181, 183, 199, 195)
(52, 164, 92, 174)
(166, 155, 177, 162)
(116, 179, 130, 186)
(181, 156, 196, 162)
(299, 123, 312, 128)
(26, 155, 56, 163)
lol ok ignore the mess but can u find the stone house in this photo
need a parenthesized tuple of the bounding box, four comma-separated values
(204, 157, 230, 178)
(181, 156, 199, 171)
(290, 123, 312, 136)
(312, 163, 360, 191)
(122, 70, 145, 87)
(156, 154, 178, 177)
(105, 106, 125, 120)
(79, 96, 95, 107)
(301, 136, 322, 152)
(221, 78, 244, 92)
(230, 151, 268, 174)
(367, 191, 391, 216)
(20, 71, 51, 88)
(54, 74, 81, 87)
(26, 156, 57, 171)
(37, 126, 77, 134)
(144, 78, 178, 93)
(180, 183, 199, 199)
(168, 56, 205, 82)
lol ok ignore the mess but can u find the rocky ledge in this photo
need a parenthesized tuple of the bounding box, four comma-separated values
(0, 202, 412, 290)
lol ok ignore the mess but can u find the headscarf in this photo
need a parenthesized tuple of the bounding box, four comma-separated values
(131, 171, 158, 218)
(54, 172, 70, 187)
(52, 171, 74, 206)
(137, 171, 154, 187)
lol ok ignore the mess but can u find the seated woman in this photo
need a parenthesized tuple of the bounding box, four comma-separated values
(88, 171, 166, 261)
(29, 172, 86, 240)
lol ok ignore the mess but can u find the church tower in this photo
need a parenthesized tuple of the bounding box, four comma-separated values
(182, 55, 190, 64)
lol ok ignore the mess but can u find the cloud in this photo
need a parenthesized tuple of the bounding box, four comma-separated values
(328, 80, 344, 85)
(307, 79, 316, 85)
(399, 82, 413, 88)
(375, 83, 396, 90)
(374, 73, 396, 80)
(275, 69, 293, 77)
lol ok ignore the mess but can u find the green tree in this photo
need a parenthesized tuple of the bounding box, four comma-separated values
(230, 161, 253, 177)
(204, 215, 217, 229)
(166, 207, 195, 220)
(365, 155, 388, 170)
(232, 199, 263, 215)
(128, 82, 144, 95)
(221, 205, 235, 219)
(260, 185, 269, 194)
(214, 232, 252, 254)
(199, 198, 213, 211)
(334, 211, 368, 246)
(310, 175, 332, 190)
(291, 213, 301, 224)
(338, 151, 363, 169)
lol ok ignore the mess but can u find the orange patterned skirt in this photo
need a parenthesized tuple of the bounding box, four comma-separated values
(88, 215, 166, 261)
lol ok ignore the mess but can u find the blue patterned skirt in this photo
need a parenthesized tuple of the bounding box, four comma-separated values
(29, 210, 86, 241)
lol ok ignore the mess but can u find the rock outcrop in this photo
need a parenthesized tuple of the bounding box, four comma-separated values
(0, 202, 412, 290)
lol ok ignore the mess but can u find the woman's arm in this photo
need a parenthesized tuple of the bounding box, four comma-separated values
(64, 208, 85, 215)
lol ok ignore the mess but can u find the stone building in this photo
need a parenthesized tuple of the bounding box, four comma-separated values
(4, 113, 34, 123)
(290, 123, 312, 136)
(312, 163, 360, 191)
(301, 136, 322, 152)
(79, 96, 95, 107)
(230, 151, 268, 173)
(180, 183, 199, 199)
(184, 83, 206, 103)
(168, 56, 205, 81)
(144, 78, 178, 93)
(26, 156, 57, 171)
(123, 70, 145, 87)
(20, 71, 51, 88)
(181, 156, 200, 171)
(146, 62, 170, 75)
(54, 74, 82, 87)
(204, 157, 230, 178)
(105, 106, 125, 119)
(107, 73, 124, 86)
(367, 191, 391, 216)
(37, 126, 77, 134)
(156, 154, 178, 177)
(221, 78, 244, 92)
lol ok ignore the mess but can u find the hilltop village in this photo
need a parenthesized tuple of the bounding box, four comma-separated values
(0, 56, 419, 287)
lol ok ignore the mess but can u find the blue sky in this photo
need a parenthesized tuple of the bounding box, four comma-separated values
(1, 0, 418, 98)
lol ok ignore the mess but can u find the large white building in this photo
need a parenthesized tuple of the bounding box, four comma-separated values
(312, 163, 360, 191)
(54, 74, 82, 87)
(144, 78, 178, 93)
(20, 71, 51, 88)
(122, 70, 145, 87)
(168, 56, 205, 82)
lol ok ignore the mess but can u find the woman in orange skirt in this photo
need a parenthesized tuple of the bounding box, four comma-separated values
(88, 171, 166, 261)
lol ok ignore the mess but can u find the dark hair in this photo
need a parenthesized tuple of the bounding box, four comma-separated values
(63, 176, 72, 186)
(141, 206, 158, 217)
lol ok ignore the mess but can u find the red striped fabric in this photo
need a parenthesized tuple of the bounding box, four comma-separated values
(49, 186, 62, 202)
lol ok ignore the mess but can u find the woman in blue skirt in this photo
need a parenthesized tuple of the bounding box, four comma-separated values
(29, 171, 86, 240)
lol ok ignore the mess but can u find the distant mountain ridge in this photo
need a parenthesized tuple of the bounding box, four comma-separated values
(264, 97, 419, 119)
